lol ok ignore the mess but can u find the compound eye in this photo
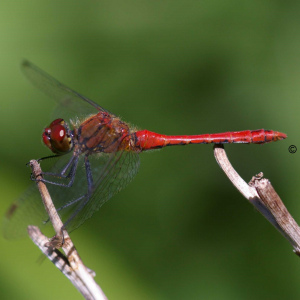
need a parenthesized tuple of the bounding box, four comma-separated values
(50, 124, 66, 142)
(42, 128, 51, 149)
(42, 119, 73, 154)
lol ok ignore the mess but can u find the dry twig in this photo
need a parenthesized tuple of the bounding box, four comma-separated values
(214, 144, 300, 255)
(28, 160, 107, 300)
(27, 144, 297, 299)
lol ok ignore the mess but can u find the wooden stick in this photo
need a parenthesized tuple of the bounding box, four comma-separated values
(253, 178, 300, 255)
(213, 144, 300, 255)
(28, 160, 107, 300)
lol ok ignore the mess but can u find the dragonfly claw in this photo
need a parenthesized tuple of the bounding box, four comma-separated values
(30, 173, 43, 182)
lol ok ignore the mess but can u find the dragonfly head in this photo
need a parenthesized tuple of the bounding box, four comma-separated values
(42, 119, 73, 154)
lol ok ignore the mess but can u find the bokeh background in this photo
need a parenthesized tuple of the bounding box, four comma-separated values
(0, 1, 299, 299)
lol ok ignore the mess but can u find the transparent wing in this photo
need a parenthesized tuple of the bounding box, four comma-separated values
(3, 182, 50, 239)
(3, 153, 74, 239)
(4, 61, 140, 239)
(3, 149, 140, 239)
(60, 150, 140, 233)
(21, 60, 113, 122)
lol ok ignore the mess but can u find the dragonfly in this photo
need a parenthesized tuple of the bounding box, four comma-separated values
(3, 60, 287, 239)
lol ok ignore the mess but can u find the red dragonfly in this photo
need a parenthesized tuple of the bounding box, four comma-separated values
(3, 61, 287, 239)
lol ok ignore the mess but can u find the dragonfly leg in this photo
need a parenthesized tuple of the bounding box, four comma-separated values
(33, 155, 79, 188)
(42, 155, 94, 227)
(84, 155, 94, 196)
(42, 194, 86, 225)
(62, 155, 95, 230)
(44, 154, 77, 177)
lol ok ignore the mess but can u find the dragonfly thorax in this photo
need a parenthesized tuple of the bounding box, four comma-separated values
(76, 112, 133, 154)
(42, 118, 74, 154)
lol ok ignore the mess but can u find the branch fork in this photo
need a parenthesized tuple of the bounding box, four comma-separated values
(214, 144, 300, 255)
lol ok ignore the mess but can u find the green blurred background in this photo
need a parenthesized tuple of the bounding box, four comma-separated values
(0, 1, 299, 299)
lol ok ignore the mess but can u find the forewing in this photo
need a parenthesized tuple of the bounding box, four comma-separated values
(21, 60, 112, 122)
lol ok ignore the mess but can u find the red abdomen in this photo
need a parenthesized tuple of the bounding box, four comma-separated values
(134, 129, 287, 151)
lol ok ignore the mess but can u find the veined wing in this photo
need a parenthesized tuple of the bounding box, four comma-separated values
(3, 153, 74, 239)
(3, 181, 49, 239)
(21, 60, 113, 122)
(3, 148, 140, 238)
(59, 149, 140, 233)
